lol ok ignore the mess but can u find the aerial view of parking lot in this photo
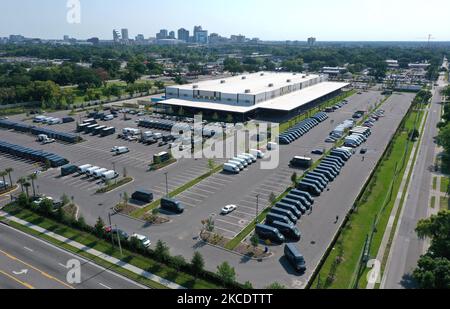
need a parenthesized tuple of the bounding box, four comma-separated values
(0, 0, 449, 300)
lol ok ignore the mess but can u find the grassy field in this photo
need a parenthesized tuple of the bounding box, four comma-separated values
(2, 203, 221, 289)
(433, 177, 438, 190)
(310, 106, 424, 289)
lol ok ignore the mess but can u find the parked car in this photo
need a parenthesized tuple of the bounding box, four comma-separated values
(221, 205, 237, 215)
(131, 234, 151, 248)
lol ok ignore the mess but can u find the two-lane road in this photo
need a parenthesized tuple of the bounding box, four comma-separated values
(0, 222, 147, 289)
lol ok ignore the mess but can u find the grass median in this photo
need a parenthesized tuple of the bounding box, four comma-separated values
(96, 177, 133, 194)
(310, 106, 425, 289)
(2, 203, 221, 289)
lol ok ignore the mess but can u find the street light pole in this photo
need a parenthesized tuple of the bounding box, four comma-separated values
(108, 211, 115, 247)
(115, 225, 123, 257)
(112, 162, 117, 184)
(255, 194, 259, 226)
(164, 172, 169, 196)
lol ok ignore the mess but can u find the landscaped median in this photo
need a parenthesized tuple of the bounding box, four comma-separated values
(131, 164, 224, 219)
(280, 89, 356, 133)
(309, 97, 426, 289)
(96, 177, 133, 194)
(1, 199, 244, 289)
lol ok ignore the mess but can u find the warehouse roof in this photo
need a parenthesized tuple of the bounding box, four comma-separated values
(160, 81, 349, 113)
(168, 71, 321, 95)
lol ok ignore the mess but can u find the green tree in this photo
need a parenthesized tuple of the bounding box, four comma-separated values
(5, 168, 14, 188)
(216, 262, 236, 286)
(61, 193, 70, 206)
(23, 181, 31, 198)
(191, 252, 205, 277)
(17, 177, 27, 193)
(242, 281, 254, 289)
(94, 217, 105, 238)
(250, 234, 260, 251)
(154, 240, 170, 262)
(170, 255, 186, 271)
(28, 173, 38, 197)
(416, 210, 450, 259)
(291, 172, 298, 187)
(413, 255, 450, 289)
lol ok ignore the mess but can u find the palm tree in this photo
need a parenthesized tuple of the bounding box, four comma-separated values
(17, 177, 27, 193)
(23, 182, 31, 198)
(28, 173, 38, 197)
(5, 168, 13, 188)
(0, 171, 7, 188)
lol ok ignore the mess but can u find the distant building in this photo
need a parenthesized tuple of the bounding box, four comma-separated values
(409, 62, 431, 69)
(321, 66, 347, 76)
(121, 29, 129, 41)
(169, 31, 176, 39)
(230, 34, 246, 43)
(307, 37, 316, 46)
(386, 59, 399, 69)
(9, 35, 25, 43)
(193, 26, 208, 44)
(178, 28, 190, 42)
(63, 35, 70, 41)
(113, 30, 121, 42)
(135, 34, 145, 42)
(87, 37, 100, 45)
(156, 29, 168, 40)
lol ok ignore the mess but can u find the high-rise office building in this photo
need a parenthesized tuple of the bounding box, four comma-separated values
(156, 29, 168, 40)
(113, 29, 121, 42)
(121, 29, 129, 41)
(307, 37, 316, 46)
(169, 31, 176, 39)
(177, 28, 190, 42)
(193, 26, 208, 44)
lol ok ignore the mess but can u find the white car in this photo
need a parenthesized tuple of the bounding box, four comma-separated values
(111, 146, 120, 152)
(131, 234, 151, 248)
(221, 205, 237, 215)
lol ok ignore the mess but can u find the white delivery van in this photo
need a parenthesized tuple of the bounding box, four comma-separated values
(102, 170, 119, 181)
(250, 149, 265, 159)
(267, 142, 278, 151)
(114, 146, 129, 155)
(85, 166, 100, 177)
(93, 168, 108, 179)
(77, 164, 93, 174)
(242, 153, 257, 163)
(232, 157, 248, 167)
(228, 160, 244, 170)
(223, 163, 240, 174)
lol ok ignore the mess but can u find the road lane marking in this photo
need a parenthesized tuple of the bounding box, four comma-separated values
(0, 249, 75, 289)
(23, 247, 34, 252)
(0, 269, 34, 289)
(99, 282, 112, 289)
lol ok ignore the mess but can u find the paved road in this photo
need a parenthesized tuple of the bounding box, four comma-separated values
(381, 71, 448, 289)
(0, 222, 146, 289)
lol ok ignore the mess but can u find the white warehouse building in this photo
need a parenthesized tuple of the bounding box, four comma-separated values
(157, 72, 349, 121)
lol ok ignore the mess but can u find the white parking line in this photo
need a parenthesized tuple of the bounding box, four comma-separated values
(215, 218, 245, 228)
(177, 194, 202, 203)
(191, 188, 215, 195)
(98, 282, 112, 290)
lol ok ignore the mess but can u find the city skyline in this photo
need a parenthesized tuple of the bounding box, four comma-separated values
(1, 0, 450, 41)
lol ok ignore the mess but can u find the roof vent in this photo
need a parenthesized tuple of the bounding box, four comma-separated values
(286, 79, 292, 83)
(220, 80, 226, 84)
(245, 89, 251, 93)
(241, 76, 247, 80)
(302, 75, 306, 78)
(268, 83, 274, 87)
(260, 73, 265, 76)
(293, 73, 297, 75)
(192, 85, 198, 89)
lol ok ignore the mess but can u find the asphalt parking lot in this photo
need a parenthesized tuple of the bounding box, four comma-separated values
(0, 91, 415, 289)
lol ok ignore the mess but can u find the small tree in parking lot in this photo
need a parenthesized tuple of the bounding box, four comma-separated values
(250, 234, 260, 252)
(291, 172, 298, 187)
(61, 193, 70, 206)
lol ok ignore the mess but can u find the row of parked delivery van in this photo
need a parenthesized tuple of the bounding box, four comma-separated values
(344, 126, 372, 148)
(60, 164, 119, 181)
(297, 146, 355, 196)
(279, 112, 329, 145)
(223, 150, 265, 174)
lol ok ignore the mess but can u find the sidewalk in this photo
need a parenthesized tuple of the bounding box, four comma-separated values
(0, 210, 185, 290)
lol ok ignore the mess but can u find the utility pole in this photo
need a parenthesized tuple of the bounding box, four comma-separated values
(115, 225, 123, 257)
(255, 194, 260, 226)
(112, 162, 117, 184)
(108, 211, 115, 247)
(164, 172, 169, 196)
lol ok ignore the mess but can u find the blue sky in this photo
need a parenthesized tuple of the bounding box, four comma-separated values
(1, 0, 449, 41)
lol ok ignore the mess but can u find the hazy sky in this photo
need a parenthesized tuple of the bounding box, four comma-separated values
(1, 0, 449, 41)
